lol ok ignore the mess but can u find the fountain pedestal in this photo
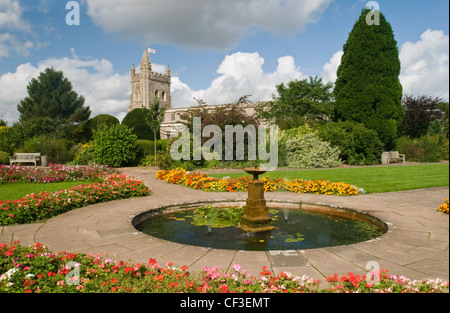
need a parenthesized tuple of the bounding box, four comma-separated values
(239, 168, 275, 233)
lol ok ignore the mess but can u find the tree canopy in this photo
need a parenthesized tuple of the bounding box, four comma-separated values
(257, 77, 334, 129)
(17, 68, 91, 142)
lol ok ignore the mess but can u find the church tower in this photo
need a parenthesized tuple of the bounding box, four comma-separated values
(129, 47, 172, 112)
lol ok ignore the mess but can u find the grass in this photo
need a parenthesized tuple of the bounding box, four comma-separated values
(0, 181, 93, 201)
(208, 164, 449, 194)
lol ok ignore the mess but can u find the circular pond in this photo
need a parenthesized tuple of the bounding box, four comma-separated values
(134, 202, 387, 251)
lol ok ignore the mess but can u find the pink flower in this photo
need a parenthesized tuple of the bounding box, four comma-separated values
(232, 264, 242, 272)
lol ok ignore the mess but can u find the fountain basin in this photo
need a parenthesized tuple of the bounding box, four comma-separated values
(133, 201, 387, 251)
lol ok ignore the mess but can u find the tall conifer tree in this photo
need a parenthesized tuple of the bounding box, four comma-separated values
(334, 8, 404, 149)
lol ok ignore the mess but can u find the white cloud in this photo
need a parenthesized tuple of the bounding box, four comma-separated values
(321, 50, 343, 84)
(399, 29, 449, 101)
(172, 52, 306, 107)
(0, 0, 30, 31)
(0, 50, 131, 123)
(86, 0, 332, 50)
(0, 0, 35, 59)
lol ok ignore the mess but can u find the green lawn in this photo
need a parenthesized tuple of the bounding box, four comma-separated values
(0, 181, 93, 201)
(208, 164, 449, 194)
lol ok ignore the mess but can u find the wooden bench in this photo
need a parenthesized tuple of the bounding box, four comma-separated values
(381, 151, 405, 165)
(10, 153, 41, 166)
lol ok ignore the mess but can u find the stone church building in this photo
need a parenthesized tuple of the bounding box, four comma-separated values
(128, 47, 172, 111)
(128, 48, 259, 138)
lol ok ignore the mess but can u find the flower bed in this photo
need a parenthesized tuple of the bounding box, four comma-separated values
(1, 242, 448, 293)
(156, 168, 363, 196)
(0, 173, 150, 226)
(0, 164, 118, 185)
(438, 199, 449, 214)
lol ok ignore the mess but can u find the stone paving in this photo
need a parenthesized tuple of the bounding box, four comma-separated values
(0, 167, 448, 286)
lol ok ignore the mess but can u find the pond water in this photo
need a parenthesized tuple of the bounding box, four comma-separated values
(135, 206, 385, 251)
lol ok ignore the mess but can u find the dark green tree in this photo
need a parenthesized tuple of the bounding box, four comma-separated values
(334, 9, 404, 149)
(17, 68, 91, 142)
(257, 77, 334, 129)
(122, 108, 156, 140)
(90, 114, 120, 131)
(399, 95, 445, 138)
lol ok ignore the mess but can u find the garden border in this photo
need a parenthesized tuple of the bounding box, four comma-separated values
(0, 167, 448, 286)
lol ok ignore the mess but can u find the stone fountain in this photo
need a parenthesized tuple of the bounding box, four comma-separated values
(239, 167, 275, 233)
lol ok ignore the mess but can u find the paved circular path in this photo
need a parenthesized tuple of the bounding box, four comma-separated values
(1, 167, 448, 285)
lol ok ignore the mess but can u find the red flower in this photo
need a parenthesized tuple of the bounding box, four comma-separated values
(219, 284, 229, 293)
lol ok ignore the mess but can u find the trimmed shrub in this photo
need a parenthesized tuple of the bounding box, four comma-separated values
(93, 124, 138, 167)
(90, 114, 120, 131)
(122, 108, 156, 140)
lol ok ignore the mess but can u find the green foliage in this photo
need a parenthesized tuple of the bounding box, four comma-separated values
(396, 135, 449, 163)
(139, 154, 156, 167)
(122, 108, 155, 140)
(283, 133, 342, 168)
(334, 9, 404, 149)
(257, 77, 334, 129)
(19, 135, 75, 164)
(72, 142, 95, 165)
(0, 126, 13, 155)
(440, 102, 449, 139)
(318, 121, 383, 165)
(136, 140, 154, 156)
(427, 119, 444, 136)
(17, 68, 91, 142)
(90, 114, 120, 131)
(0, 151, 9, 165)
(177, 96, 259, 166)
(399, 95, 445, 138)
(93, 124, 138, 167)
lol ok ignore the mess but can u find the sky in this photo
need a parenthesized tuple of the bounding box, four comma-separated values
(0, 0, 449, 124)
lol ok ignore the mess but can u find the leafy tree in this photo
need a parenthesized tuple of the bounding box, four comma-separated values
(257, 77, 334, 129)
(145, 100, 167, 165)
(17, 68, 91, 142)
(398, 95, 445, 138)
(334, 9, 404, 149)
(178, 96, 259, 165)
